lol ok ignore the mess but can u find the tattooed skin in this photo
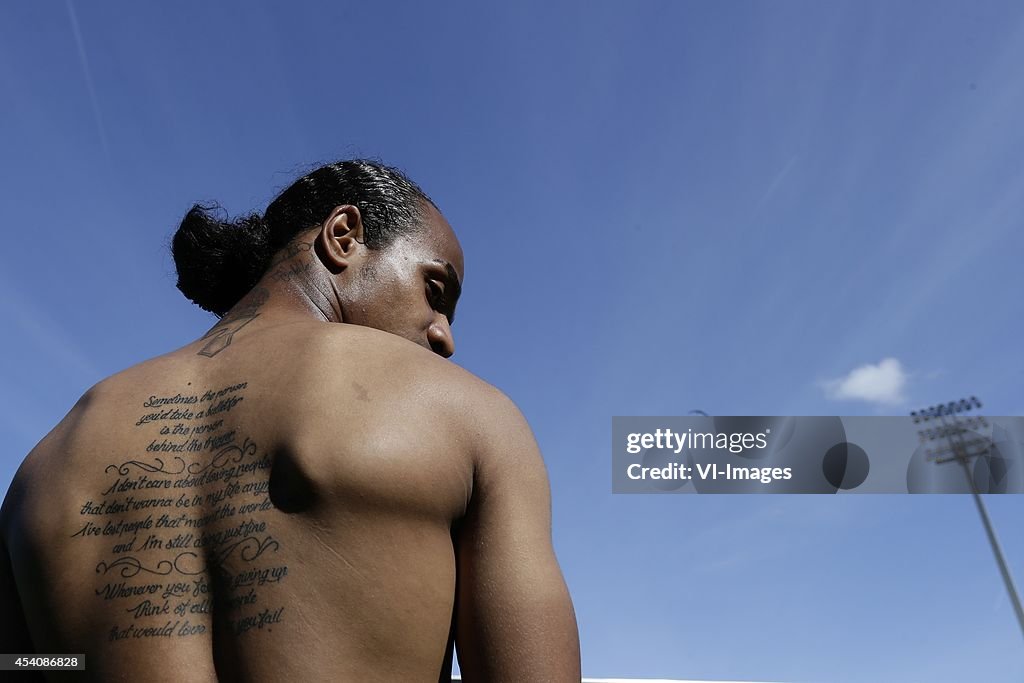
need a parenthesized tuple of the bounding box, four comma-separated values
(71, 381, 290, 641)
(266, 240, 314, 269)
(197, 241, 316, 358)
(268, 241, 316, 285)
(197, 288, 270, 358)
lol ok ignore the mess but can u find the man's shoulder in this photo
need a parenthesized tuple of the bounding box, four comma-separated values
(293, 324, 530, 454)
(73, 320, 498, 407)
(297, 322, 508, 405)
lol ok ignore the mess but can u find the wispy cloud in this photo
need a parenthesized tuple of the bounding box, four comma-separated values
(753, 154, 799, 211)
(65, 0, 109, 157)
(823, 357, 908, 406)
(0, 278, 100, 381)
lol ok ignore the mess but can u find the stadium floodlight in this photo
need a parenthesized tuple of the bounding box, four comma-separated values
(913, 396, 1024, 641)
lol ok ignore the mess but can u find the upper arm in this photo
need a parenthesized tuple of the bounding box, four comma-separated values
(453, 389, 580, 682)
(1, 485, 43, 683)
(0, 534, 36, 653)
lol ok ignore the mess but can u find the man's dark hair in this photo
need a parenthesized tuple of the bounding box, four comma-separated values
(172, 159, 435, 317)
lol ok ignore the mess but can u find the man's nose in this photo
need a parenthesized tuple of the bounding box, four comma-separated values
(427, 317, 455, 358)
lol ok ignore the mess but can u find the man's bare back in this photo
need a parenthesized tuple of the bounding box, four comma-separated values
(0, 161, 580, 681)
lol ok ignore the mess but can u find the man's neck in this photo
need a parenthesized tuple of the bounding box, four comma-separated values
(210, 259, 345, 333)
(252, 239, 345, 324)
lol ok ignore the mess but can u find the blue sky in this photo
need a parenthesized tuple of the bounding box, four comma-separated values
(2, 1, 1023, 680)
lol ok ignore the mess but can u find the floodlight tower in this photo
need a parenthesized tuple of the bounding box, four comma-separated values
(912, 397, 1024, 639)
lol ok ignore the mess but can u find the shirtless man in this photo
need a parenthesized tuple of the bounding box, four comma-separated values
(0, 160, 581, 681)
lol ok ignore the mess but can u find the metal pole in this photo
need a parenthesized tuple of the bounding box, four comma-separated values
(940, 411, 1024, 639)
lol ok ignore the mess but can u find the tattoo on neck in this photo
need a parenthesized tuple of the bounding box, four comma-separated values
(267, 241, 315, 285)
(267, 240, 313, 268)
(270, 260, 314, 284)
(197, 288, 269, 358)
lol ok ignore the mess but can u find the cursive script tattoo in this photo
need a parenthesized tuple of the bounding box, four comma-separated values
(267, 240, 313, 268)
(71, 381, 291, 641)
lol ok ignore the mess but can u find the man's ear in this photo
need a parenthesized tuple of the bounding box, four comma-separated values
(317, 205, 366, 272)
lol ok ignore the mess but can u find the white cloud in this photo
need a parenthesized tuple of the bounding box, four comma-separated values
(823, 358, 908, 406)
